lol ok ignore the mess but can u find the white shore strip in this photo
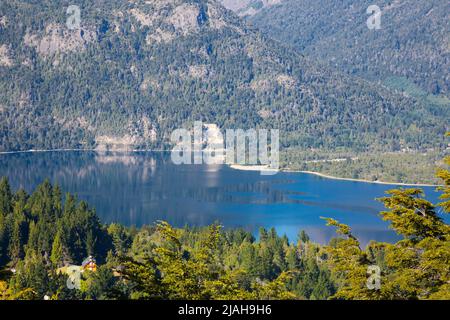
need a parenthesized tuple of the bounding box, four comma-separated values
(0, 148, 171, 155)
(229, 164, 442, 187)
(0, 148, 94, 155)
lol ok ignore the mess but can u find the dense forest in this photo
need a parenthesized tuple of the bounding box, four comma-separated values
(235, 0, 450, 183)
(0, 177, 335, 300)
(246, 0, 450, 100)
(281, 149, 446, 185)
(0, 146, 449, 300)
(0, 0, 447, 154)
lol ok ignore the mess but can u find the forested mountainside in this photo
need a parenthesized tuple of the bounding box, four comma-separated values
(245, 0, 450, 101)
(0, 0, 447, 152)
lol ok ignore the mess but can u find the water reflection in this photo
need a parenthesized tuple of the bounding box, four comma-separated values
(0, 151, 442, 246)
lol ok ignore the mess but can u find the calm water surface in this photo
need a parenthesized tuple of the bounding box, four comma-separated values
(0, 151, 443, 246)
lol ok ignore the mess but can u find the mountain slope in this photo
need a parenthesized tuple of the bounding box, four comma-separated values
(0, 0, 447, 152)
(245, 0, 450, 99)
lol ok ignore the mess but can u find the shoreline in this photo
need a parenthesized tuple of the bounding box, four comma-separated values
(0, 149, 441, 187)
(229, 164, 441, 187)
(294, 170, 441, 187)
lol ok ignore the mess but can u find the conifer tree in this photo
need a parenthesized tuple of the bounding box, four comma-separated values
(323, 143, 450, 299)
(0, 178, 12, 265)
(0, 177, 12, 216)
(50, 232, 64, 267)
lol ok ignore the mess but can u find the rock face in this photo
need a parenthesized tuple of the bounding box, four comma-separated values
(95, 116, 158, 151)
(220, 0, 252, 11)
(221, 0, 282, 16)
(131, 0, 231, 44)
(169, 3, 201, 34)
(0, 16, 8, 27)
(0, 44, 13, 66)
(23, 24, 96, 57)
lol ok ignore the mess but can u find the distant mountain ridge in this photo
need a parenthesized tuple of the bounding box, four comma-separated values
(0, 0, 447, 152)
(242, 0, 450, 99)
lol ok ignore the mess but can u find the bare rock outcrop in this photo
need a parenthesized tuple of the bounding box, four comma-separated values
(24, 23, 96, 57)
(0, 44, 13, 66)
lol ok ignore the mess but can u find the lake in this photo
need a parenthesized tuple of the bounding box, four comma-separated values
(0, 151, 443, 246)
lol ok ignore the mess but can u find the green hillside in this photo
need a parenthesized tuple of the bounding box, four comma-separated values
(0, 0, 447, 153)
(247, 0, 450, 99)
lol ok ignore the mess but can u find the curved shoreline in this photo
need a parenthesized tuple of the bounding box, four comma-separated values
(0, 149, 441, 187)
(229, 164, 441, 187)
(294, 170, 441, 187)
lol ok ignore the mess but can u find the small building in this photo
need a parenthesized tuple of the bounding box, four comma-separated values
(81, 256, 97, 272)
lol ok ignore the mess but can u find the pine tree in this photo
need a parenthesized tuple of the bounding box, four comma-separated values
(298, 230, 310, 244)
(0, 177, 12, 265)
(0, 210, 6, 266)
(0, 177, 12, 216)
(259, 227, 268, 242)
(86, 230, 96, 257)
(436, 134, 450, 213)
(26, 221, 39, 253)
(285, 246, 299, 270)
(52, 184, 62, 219)
(8, 189, 28, 264)
(29, 179, 53, 219)
(323, 148, 450, 299)
(12, 249, 50, 299)
(50, 232, 64, 267)
(378, 188, 446, 241)
(107, 223, 131, 255)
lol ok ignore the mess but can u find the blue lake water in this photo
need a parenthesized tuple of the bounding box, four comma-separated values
(0, 151, 443, 246)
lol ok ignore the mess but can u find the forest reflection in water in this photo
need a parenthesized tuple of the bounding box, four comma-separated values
(0, 151, 442, 246)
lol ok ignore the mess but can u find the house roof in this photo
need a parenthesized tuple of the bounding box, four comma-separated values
(81, 256, 96, 267)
